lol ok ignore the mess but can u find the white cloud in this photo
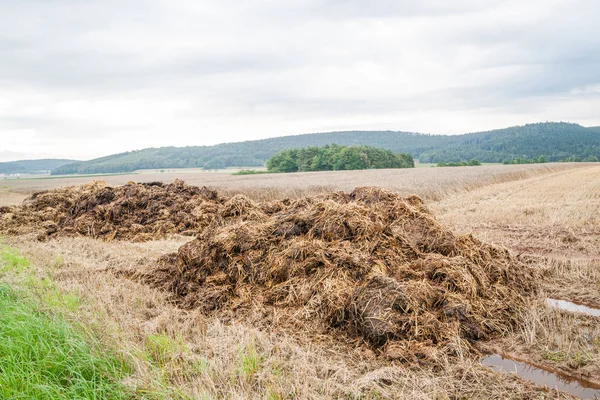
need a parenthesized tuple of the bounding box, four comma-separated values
(0, 0, 599, 161)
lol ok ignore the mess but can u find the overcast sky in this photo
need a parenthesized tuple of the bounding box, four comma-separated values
(1, 0, 599, 161)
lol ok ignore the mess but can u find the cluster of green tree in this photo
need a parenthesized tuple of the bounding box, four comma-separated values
(436, 160, 481, 167)
(502, 155, 547, 164)
(266, 144, 414, 172)
(558, 155, 600, 162)
(50, 122, 600, 175)
(0, 159, 78, 175)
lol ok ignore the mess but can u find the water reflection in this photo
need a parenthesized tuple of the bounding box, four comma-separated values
(482, 354, 600, 399)
(546, 298, 600, 317)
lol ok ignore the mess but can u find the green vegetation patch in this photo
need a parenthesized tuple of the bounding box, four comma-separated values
(145, 333, 187, 367)
(236, 343, 261, 382)
(503, 155, 547, 165)
(437, 160, 482, 167)
(559, 155, 599, 163)
(0, 284, 132, 399)
(231, 169, 271, 175)
(0, 246, 31, 274)
(266, 144, 414, 173)
(0, 244, 132, 399)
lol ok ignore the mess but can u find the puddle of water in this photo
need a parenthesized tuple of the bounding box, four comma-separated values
(547, 298, 600, 317)
(482, 354, 600, 399)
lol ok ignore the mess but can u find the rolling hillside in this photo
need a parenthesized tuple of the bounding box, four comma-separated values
(51, 122, 600, 175)
(418, 123, 600, 163)
(0, 159, 79, 175)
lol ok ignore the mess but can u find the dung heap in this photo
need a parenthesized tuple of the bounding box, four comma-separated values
(142, 186, 538, 360)
(0, 180, 226, 241)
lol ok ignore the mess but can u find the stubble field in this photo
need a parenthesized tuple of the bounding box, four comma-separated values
(1, 163, 599, 399)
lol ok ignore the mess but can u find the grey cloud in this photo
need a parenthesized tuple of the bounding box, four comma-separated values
(1, 0, 600, 160)
(0, 115, 137, 137)
(0, 150, 32, 162)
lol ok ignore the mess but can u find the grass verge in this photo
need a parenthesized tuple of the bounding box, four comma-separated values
(0, 284, 132, 399)
(0, 244, 132, 399)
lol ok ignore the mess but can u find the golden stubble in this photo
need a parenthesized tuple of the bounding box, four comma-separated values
(3, 163, 599, 399)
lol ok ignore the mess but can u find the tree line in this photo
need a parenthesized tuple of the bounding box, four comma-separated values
(266, 144, 414, 172)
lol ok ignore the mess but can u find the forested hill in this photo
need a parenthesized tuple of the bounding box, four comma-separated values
(51, 122, 600, 174)
(418, 122, 600, 163)
(0, 159, 79, 175)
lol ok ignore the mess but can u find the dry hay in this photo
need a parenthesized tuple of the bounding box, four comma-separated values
(0, 179, 227, 241)
(136, 186, 538, 361)
(1, 180, 540, 361)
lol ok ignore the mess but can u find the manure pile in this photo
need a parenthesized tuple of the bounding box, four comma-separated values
(1, 181, 538, 359)
(138, 186, 538, 360)
(0, 180, 226, 241)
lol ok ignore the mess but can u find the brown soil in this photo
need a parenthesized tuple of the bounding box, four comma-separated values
(129, 186, 539, 362)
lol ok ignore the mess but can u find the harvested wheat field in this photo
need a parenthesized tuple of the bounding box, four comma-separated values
(1, 163, 599, 399)
(435, 165, 600, 306)
(431, 165, 600, 395)
(0, 162, 584, 204)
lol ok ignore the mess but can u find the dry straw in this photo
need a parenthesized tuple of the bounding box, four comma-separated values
(134, 186, 538, 362)
(1, 181, 539, 363)
(0, 180, 223, 241)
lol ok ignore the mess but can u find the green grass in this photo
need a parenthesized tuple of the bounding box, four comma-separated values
(0, 284, 132, 399)
(0, 243, 198, 400)
(0, 246, 30, 274)
(1, 245, 81, 312)
(145, 333, 186, 367)
(237, 343, 261, 381)
(0, 244, 132, 399)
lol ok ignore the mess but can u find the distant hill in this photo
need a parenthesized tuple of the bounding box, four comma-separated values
(0, 159, 79, 175)
(51, 122, 600, 175)
(417, 122, 600, 163)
